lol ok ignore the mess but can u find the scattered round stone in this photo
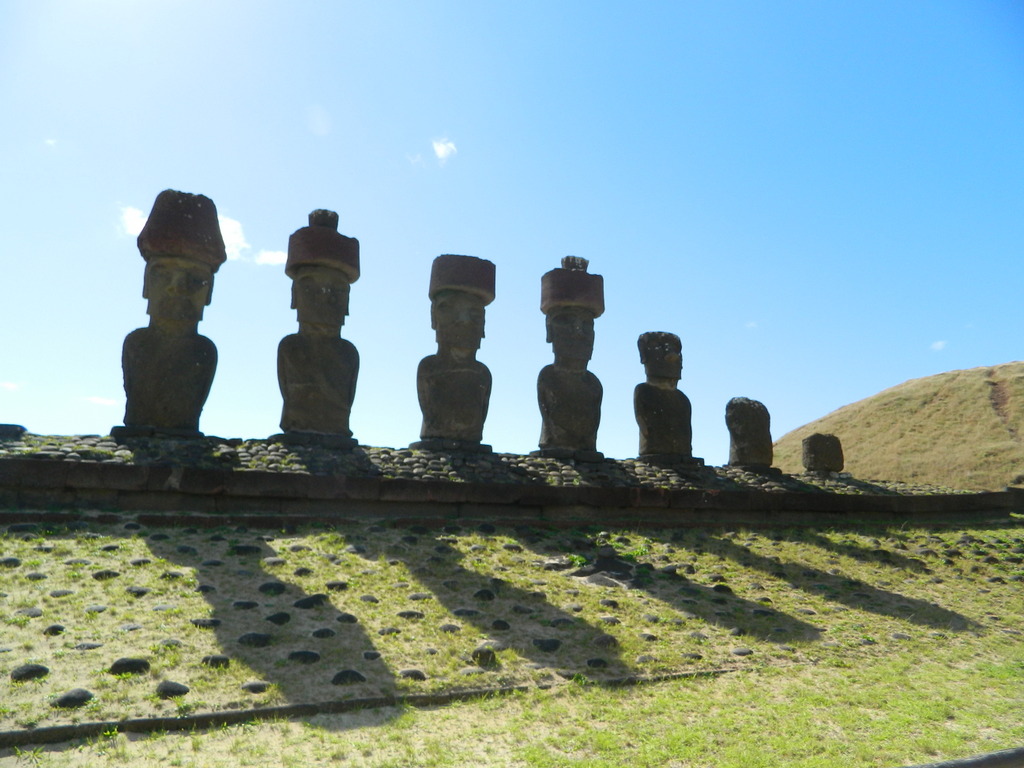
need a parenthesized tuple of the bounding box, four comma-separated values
(636, 654, 657, 663)
(11, 663, 49, 682)
(409, 592, 432, 601)
(682, 653, 703, 660)
(439, 623, 461, 633)
(363, 651, 381, 661)
(202, 560, 224, 567)
(474, 589, 496, 601)
(599, 616, 621, 625)
(594, 634, 619, 649)
(892, 632, 912, 641)
(160, 571, 184, 580)
(453, 608, 480, 617)
(65, 558, 91, 566)
(586, 658, 608, 668)
(52, 688, 93, 708)
(149, 533, 169, 542)
(86, 605, 107, 614)
(294, 594, 328, 609)
(233, 600, 258, 610)
(177, 546, 199, 556)
(119, 623, 144, 632)
(230, 545, 262, 556)
(0, 557, 21, 568)
(129, 558, 151, 566)
(75, 642, 103, 651)
(258, 581, 287, 596)
(640, 633, 658, 642)
(195, 584, 216, 594)
(288, 650, 321, 665)
(491, 619, 511, 631)
(359, 595, 380, 604)
(126, 586, 151, 597)
(262, 557, 286, 566)
(326, 581, 348, 592)
(265, 612, 291, 626)
(336, 613, 359, 624)
(16, 607, 42, 618)
(191, 618, 221, 629)
(532, 638, 561, 652)
(312, 628, 336, 639)
(689, 631, 708, 641)
(599, 598, 619, 609)
(202, 655, 231, 669)
(49, 589, 74, 598)
(397, 610, 424, 620)
(731, 647, 754, 656)
(156, 680, 190, 699)
(471, 646, 497, 667)
(241, 680, 270, 693)
(238, 633, 272, 648)
(159, 638, 182, 648)
(109, 658, 150, 675)
(378, 627, 400, 636)
(399, 668, 427, 680)
(332, 670, 366, 685)
(43, 624, 65, 636)
(293, 567, 313, 577)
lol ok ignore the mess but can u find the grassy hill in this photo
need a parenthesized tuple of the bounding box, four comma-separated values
(773, 362, 1024, 491)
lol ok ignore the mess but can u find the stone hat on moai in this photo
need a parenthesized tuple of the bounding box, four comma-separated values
(429, 254, 495, 304)
(540, 256, 604, 316)
(137, 190, 227, 271)
(285, 209, 360, 282)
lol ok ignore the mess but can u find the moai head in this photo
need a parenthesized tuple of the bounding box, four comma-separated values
(428, 254, 495, 353)
(138, 190, 226, 325)
(638, 332, 682, 384)
(802, 433, 844, 473)
(725, 397, 773, 467)
(286, 209, 360, 332)
(541, 257, 604, 365)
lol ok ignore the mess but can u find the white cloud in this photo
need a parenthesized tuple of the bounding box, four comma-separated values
(407, 153, 424, 165)
(84, 396, 119, 406)
(307, 105, 332, 137)
(432, 138, 457, 165)
(218, 216, 250, 261)
(745, 321, 758, 329)
(0, 382, 20, 391)
(930, 340, 947, 351)
(44, 138, 57, 147)
(255, 250, 287, 266)
(120, 206, 147, 236)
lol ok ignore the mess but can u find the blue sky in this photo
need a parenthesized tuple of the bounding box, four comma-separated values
(2, 1, 1022, 464)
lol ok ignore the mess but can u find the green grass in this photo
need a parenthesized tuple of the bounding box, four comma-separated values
(1, 515, 1023, 766)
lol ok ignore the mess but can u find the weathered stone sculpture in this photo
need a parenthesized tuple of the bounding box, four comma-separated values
(535, 257, 604, 462)
(726, 397, 773, 469)
(274, 210, 360, 449)
(803, 433, 844, 472)
(634, 331, 700, 465)
(113, 190, 226, 440)
(412, 254, 495, 453)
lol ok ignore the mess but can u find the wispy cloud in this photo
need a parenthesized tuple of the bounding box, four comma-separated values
(44, 138, 57, 147)
(120, 206, 147, 236)
(930, 340, 947, 351)
(745, 321, 758, 329)
(255, 250, 287, 266)
(84, 396, 119, 406)
(0, 382, 20, 392)
(218, 216, 250, 261)
(432, 138, 457, 165)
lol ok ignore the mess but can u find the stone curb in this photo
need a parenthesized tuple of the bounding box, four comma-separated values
(895, 747, 1024, 768)
(0, 667, 737, 749)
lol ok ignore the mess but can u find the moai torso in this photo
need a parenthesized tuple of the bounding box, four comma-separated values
(634, 383, 692, 458)
(122, 328, 216, 433)
(417, 354, 491, 443)
(278, 334, 359, 436)
(537, 364, 602, 453)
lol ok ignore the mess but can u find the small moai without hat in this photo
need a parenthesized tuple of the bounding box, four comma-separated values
(802, 433, 844, 472)
(534, 257, 604, 462)
(113, 189, 226, 440)
(412, 254, 496, 453)
(634, 331, 701, 465)
(725, 397, 773, 470)
(273, 209, 360, 449)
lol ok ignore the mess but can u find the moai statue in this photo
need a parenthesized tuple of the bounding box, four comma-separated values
(113, 190, 226, 440)
(726, 397, 773, 470)
(534, 257, 604, 462)
(274, 209, 360, 449)
(803, 433, 844, 473)
(412, 254, 496, 453)
(634, 331, 701, 465)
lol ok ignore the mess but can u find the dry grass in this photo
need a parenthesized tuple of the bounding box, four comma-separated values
(773, 361, 1024, 490)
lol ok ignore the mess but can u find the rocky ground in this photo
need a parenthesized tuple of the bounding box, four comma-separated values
(0, 432, 977, 496)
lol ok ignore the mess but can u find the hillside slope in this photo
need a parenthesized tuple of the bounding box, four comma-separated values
(773, 362, 1024, 490)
